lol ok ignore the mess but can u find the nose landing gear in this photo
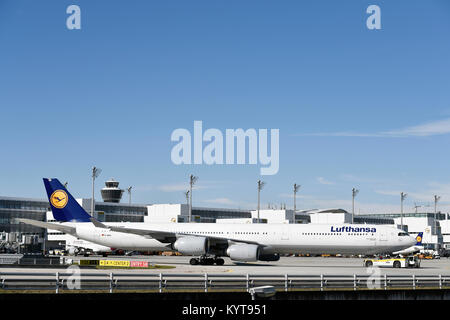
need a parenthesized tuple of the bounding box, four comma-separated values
(189, 256, 225, 265)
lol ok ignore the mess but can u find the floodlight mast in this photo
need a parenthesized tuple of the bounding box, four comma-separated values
(434, 195, 441, 232)
(189, 175, 198, 223)
(400, 192, 407, 231)
(91, 166, 102, 217)
(414, 202, 422, 214)
(127, 186, 133, 205)
(352, 188, 359, 224)
(293, 183, 301, 213)
(257, 180, 265, 223)
(184, 190, 190, 206)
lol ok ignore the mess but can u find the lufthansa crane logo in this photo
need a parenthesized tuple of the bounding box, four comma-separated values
(416, 235, 422, 243)
(50, 190, 68, 209)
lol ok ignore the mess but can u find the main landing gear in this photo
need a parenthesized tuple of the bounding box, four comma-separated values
(189, 256, 225, 266)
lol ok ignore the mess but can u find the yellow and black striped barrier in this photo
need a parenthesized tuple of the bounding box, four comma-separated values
(78, 259, 150, 268)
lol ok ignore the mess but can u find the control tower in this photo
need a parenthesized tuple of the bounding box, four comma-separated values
(100, 178, 124, 203)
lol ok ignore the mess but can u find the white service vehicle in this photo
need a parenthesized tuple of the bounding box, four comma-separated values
(364, 255, 421, 268)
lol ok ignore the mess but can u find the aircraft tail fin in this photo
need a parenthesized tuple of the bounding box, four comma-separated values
(415, 232, 423, 245)
(43, 178, 92, 222)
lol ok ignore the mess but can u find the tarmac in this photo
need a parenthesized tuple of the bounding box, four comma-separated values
(2, 255, 450, 276)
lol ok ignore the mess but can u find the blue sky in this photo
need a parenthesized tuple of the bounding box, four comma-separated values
(1, 1, 450, 214)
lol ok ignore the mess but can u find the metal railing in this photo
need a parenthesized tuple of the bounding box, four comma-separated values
(1, 271, 449, 293)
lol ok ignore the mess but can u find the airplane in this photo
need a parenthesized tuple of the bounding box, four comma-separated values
(18, 178, 417, 265)
(392, 232, 424, 256)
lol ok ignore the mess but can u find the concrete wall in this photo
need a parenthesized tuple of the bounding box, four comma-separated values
(216, 218, 253, 224)
(309, 212, 352, 224)
(250, 209, 293, 224)
(144, 204, 188, 223)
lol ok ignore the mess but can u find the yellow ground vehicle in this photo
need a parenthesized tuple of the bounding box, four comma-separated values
(364, 256, 420, 268)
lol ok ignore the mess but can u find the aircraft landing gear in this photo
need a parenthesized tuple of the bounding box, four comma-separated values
(189, 256, 225, 266)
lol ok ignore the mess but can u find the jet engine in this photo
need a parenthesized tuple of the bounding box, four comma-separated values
(67, 246, 79, 255)
(173, 236, 209, 255)
(226, 244, 260, 262)
(258, 253, 280, 261)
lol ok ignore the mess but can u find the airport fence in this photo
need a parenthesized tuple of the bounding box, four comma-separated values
(1, 271, 450, 293)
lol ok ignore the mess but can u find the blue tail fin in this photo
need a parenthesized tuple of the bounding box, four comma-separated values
(43, 178, 92, 222)
(415, 232, 423, 245)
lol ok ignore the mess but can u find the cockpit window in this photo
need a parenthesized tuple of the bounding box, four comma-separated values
(398, 232, 409, 236)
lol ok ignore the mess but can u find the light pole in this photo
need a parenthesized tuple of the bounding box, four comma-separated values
(293, 184, 301, 213)
(400, 192, 407, 231)
(414, 202, 422, 214)
(184, 190, 190, 206)
(257, 180, 265, 223)
(352, 188, 359, 224)
(91, 166, 102, 217)
(189, 175, 198, 223)
(434, 195, 441, 234)
(127, 186, 133, 205)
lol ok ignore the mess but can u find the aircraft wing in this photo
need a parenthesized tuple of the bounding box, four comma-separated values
(107, 225, 263, 246)
(107, 225, 176, 243)
(17, 218, 76, 236)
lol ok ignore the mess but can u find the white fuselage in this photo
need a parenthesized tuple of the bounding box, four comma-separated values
(59, 222, 416, 256)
